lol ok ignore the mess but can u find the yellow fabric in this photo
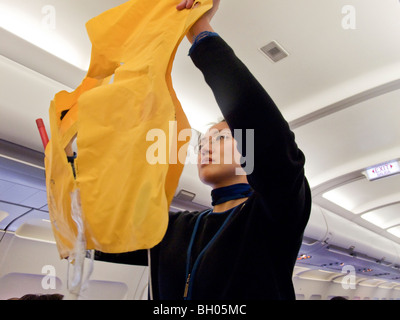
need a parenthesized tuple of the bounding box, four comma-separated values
(45, 0, 213, 259)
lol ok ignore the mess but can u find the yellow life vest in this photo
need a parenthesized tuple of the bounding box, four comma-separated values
(45, 0, 213, 259)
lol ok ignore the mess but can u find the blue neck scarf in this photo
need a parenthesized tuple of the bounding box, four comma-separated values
(211, 183, 254, 206)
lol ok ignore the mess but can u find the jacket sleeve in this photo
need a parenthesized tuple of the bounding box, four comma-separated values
(190, 36, 311, 224)
(94, 249, 148, 266)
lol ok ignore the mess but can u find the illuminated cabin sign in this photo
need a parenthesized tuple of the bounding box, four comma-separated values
(364, 160, 400, 181)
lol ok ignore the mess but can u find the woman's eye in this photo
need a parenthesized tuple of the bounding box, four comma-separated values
(217, 134, 230, 141)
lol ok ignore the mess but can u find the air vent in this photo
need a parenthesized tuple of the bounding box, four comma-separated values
(260, 41, 289, 63)
(176, 189, 196, 202)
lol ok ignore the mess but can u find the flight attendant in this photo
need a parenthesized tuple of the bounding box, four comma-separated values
(96, 0, 311, 300)
(143, 0, 312, 300)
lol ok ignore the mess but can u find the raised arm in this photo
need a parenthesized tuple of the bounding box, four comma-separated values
(177, 0, 219, 43)
(178, 0, 311, 222)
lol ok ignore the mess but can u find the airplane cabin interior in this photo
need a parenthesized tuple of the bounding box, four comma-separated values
(1, 0, 400, 301)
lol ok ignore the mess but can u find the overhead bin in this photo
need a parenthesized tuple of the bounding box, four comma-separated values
(15, 218, 55, 244)
(303, 204, 328, 243)
(388, 237, 400, 268)
(0, 273, 63, 300)
(0, 202, 33, 232)
(321, 208, 371, 253)
(321, 207, 400, 265)
(363, 232, 400, 267)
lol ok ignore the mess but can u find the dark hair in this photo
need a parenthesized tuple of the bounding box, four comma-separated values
(18, 294, 64, 300)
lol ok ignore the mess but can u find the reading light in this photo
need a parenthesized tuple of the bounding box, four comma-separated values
(297, 254, 312, 261)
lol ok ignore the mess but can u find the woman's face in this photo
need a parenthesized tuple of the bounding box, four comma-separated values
(197, 121, 246, 188)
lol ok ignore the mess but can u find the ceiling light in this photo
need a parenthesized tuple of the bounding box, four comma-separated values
(387, 226, 400, 238)
(0, 3, 87, 69)
(361, 211, 387, 229)
(322, 189, 357, 212)
(361, 203, 400, 229)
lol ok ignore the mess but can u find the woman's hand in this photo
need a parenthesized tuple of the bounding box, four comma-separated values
(177, 0, 220, 43)
(176, 0, 199, 10)
(176, 0, 220, 21)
